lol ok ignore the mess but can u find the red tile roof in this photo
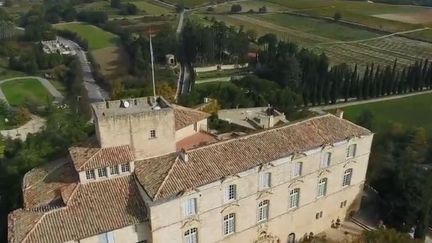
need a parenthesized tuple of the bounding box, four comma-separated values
(9, 176, 147, 243)
(22, 158, 78, 209)
(173, 105, 210, 130)
(69, 139, 135, 172)
(176, 132, 218, 150)
(135, 114, 372, 200)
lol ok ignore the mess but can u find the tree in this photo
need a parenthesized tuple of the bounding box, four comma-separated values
(361, 228, 414, 243)
(333, 11, 342, 21)
(230, 4, 242, 13)
(259, 5, 267, 13)
(111, 0, 121, 8)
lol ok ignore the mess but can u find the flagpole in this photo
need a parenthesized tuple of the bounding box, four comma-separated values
(149, 27, 156, 97)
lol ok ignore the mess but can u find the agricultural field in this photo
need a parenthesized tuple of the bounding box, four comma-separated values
(341, 92, 432, 133)
(208, 12, 432, 69)
(129, 0, 174, 15)
(92, 46, 129, 80)
(163, 0, 209, 8)
(264, 0, 432, 37)
(54, 23, 118, 50)
(110, 15, 178, 34)
(1, 78, 52, 106)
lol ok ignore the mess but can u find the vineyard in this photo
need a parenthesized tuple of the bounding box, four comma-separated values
(210, 13, 432, 69)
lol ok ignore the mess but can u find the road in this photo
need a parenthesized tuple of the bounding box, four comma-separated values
(57, 37, 109, 102)
(309, 89, 432, 114)
(0, 76, 64, 104)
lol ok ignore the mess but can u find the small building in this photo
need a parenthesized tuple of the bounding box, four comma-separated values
(218, 106, 288, 130)
(166, 54, 176, 66)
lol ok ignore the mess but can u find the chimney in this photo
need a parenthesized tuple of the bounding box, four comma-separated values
(179, 148, 188, 162)
(336, 109, 344, 119)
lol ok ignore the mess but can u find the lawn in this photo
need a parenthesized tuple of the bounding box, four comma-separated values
(341, 93, 432, 133)
(1, 78, 52, 106)
(54, 23, 118, 50)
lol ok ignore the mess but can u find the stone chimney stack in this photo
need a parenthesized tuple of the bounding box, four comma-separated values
(336, 109, 344, 119)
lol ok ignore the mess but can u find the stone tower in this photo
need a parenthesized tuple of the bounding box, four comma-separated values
(91, 96, 176, 160)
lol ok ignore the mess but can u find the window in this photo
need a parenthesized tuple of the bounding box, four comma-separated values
(184, 228, 198, 243)
(288, 233, 296, 243)
(315, 211, 323, 219)
(321, 152, 332, 168)
(121, 163, 130, 173)
(225, 184, 237, 202)
(99, 231, 114, 243)
(292, 162, 303, 178)
(86, 170, 95, 180)
(259, 172, 271, 189)
(184, 198, 197, 216)
(223, 213, 235, 236)
(193, 122, 198, 131)
(150, 130, 156, 139)
(98, 167, 107, 177)
(110, 165, 119, 175)
(346, 144, 357, 158)
(340, 200, 347, 208)
(257, 200, 269, 222)
(289, 188, 300, 209)
(342, 169, 353, 187)
(317, 178, 328, 198)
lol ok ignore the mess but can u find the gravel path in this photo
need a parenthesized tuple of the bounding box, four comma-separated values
(0, 76, 64, 104)
(310, 89, 432, 114)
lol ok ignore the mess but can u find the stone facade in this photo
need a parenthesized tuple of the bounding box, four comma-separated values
(147, 135, 373, 243)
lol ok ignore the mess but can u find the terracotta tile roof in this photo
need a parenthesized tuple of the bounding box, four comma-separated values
(8, 176, 147, 243)
(176, 132, 218, 150)
(135, 114, 371, 200)
(173, 105, 210, 130)
(22, 158, 79, 209)
(69, 138, 135, 172)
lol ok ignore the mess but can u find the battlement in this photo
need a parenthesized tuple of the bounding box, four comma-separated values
(91, 96, 172, 120)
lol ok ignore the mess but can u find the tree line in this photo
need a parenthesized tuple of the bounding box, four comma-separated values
(254, 33, 432, 107)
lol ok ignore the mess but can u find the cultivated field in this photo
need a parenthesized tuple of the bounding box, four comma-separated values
(1, 78, 52, 106)
(210, 13, 432, 69)
(374, 10, 432, 25)
(92, 46, 129, 80)
(163, 0, 209, 8)
(129, 0, 174, 15)
(54, 23, 118, 50)
(342, 92, 432, 132)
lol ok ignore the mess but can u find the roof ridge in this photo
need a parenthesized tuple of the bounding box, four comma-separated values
(20, 209, 49, 243)
(154, 157, 180, 200)
(186, 114, 331, 153)
(62, 183, 80, 205)
(23, 159, 69, 191)
(78, 147, 102, 170)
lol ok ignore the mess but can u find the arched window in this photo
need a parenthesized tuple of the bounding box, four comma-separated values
(292, 162, 303, 178)
(342, 169, 353, 187)
(223, 213, 235, 236)
(289, 188, 300, 209)
(184, 228, 198, 243)
(317, 178, 328, 198)
(258, 200, 269, 222)
(288, 233, 295, 243)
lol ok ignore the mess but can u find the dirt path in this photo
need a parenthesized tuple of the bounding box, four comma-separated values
(310, 89, 432, 114)
(0, 76, 64, 104)
(317, 27, 431, 45)
(0, 115, 46, 141)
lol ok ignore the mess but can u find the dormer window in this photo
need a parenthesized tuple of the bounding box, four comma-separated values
(86, 170, 95, 180)
(121, 163, 130, 173)
(150, 130, 156, 139)
(98, 168, 107, 178)
(110, 165, 119, 175)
